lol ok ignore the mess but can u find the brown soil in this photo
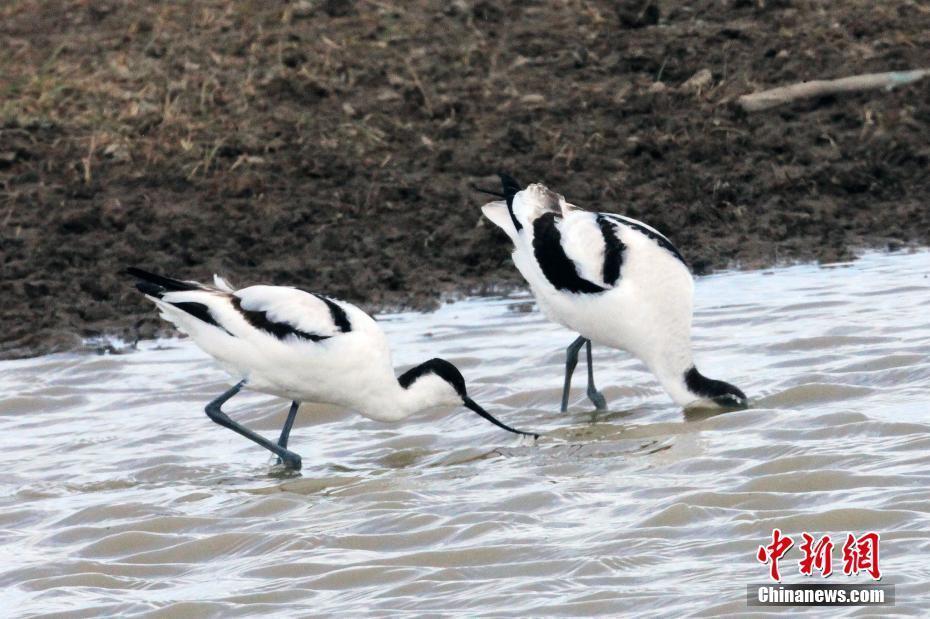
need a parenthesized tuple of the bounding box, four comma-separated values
(2, 0, 929, 358)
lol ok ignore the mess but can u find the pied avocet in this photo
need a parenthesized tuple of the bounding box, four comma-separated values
(478, 174, 747, 412)
(128, 268, 537, 470)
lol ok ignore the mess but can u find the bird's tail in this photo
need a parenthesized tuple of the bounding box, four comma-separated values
(126, 267, 201, 297)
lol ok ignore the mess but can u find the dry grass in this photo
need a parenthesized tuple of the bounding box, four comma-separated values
(1, 0, 929, 357)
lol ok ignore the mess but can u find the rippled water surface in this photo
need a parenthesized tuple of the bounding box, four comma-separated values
(2, 251, 930, 617)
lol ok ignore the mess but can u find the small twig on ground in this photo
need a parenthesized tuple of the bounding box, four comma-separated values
(364, 170, 379, 209)
(404, 58, 433, 117)
(655, 56, 668, 83)
(737, 69, 930, 112)
(82, 133, 97, 184)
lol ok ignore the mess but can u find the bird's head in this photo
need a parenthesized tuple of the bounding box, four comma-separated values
(476, 173, 568, 240)
(683, 366, 749, 411)
(474, 173, 524, 238)
(398, 358, 539, 439)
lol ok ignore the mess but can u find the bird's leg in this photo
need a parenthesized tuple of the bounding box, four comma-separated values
(277, 401, 299, 449)
(561, 336, 587, 412)
(204, 381, 303, 470)
(585, 339, 608, 411)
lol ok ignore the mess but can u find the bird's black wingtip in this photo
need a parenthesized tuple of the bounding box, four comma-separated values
(127, 267, 166, 296)
(126, 266, 149, 278)
(135, 280, 164, 297)
(125, 267, 200, 292)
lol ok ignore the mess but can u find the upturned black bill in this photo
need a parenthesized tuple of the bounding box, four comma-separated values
(463, 397, 539, 440)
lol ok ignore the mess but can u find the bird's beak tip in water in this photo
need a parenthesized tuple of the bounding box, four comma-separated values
(462, 396, 539, 440)
(683, 396, 751, 422)
(717, 395, 751, 411)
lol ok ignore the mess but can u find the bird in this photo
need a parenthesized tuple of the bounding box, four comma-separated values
(127, 267, 537, 470)
(477, 174, 748, 412)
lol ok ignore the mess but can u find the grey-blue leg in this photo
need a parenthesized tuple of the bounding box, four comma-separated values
(560, 336, 607, 412)
(561, 336, 586, 412)
(205, 381, 303, 470)
(585, 339, 607, 411)
(274, 401, 300, 467)
(277, 401, 299, 448)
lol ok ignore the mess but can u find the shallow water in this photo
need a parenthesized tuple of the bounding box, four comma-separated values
(2, 250, 930, 617)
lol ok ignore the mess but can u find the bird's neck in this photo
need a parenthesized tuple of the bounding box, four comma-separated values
(359, 376, 455, 423)
(641, 347, 699, 408)
(648, 356, 735, 409)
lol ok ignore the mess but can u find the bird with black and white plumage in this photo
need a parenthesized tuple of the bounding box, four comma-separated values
(127, 267, 537, 470)
(477, 174, 748, 412)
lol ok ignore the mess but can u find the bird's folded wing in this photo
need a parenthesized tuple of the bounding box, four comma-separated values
(599, 213, 687, 266)
(556, 212, 632, 289)
(538, 210, 686, 293)
(229, 286, 353, 342)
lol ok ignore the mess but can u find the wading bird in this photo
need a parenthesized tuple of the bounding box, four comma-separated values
(128, 268, 537, 470)
(478, 175, 747, 412)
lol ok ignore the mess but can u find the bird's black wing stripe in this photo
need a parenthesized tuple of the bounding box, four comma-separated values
(231, 297, 330, 342)
(312, 293, 352, 333)
(532, 212, 607, 294)
(603, 214, 687, 266)
(169, 301, 234, 336)
(135, 281, 165, 297)
(595, 215, 625, 286)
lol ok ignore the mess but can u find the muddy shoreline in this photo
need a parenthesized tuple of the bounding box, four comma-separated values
(2, 1, 929, 359)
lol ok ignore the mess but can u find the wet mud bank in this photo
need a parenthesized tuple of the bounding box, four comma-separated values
(1, 1, 928, 357)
